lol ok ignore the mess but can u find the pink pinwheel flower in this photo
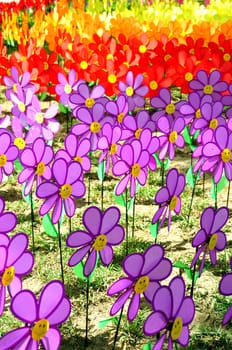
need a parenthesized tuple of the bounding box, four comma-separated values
(219, 257, 232, 325)
(152, 168, 186, 232)
(0, 232, 34, 316)
(18, 138, 54, 196)
(10, 85, 35, 127)
(119, 71, 148, 111)
(71, 103, 113, 151)
(191, 206, 228, 276)
(113, 139, 149, 198)
(36, 158, 86, 224)
(122, 110, 156, 141)
(0, 196, 17, 234)
(140, 129, 160, 171)
(143, 276, 195, 350)
(108, 244, 172, 321)
(67, 206, 125, 276)
(55, 133, 91, 173)
(105, 94, 129, 128)
(55, 69, 82, 108)
(98, 123, 122, 174)
(4, 66, 36, 100)
(27, 95, 60, 141)
(0, 132, 19, 184)
(157, 116, 185, 160)
(0, 280, 71, 350)
(189, 69, 228, 102)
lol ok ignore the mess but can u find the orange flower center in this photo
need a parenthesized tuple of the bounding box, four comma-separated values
(0, 154, 7, 167)
(208, 233, 217, 250)
(171, 317, 183, 340)
(117, 112, 125, 123)
(36, 162, 45, 176)
(169, 195, 178, 210)
(209, 118, 218, 129)
(149, 80, 158, 90)
(131, 163, 141, 177)
(169, 131, 178, 143)
(135, 128, 142, 139)
(223, 53, 231, 62)
(185, 72, 193, 81)
(110, 143, 117, 155)
(195, 109, 201, 119)
(74, 155, 82, 164)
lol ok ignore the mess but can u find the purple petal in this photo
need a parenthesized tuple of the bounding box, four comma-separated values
(68, 245, 91, 267)
(155, 187, 170, 204)
(201, 206, 214, 233)
(64, 197, 75, 217)
(71, 180, 85, 198)
(51, 197, 63, 224)
(107, 278, 133, 296)
(148, 258, 172, 281)
(14, 252, 34, 275)
(0, 328, 30, 349)
(39, 194, 58, 216)
(46, 297, 71, 326)
(20, 148, 36, 167)
(222, 305, 232, 325)
(123, 253, 144, 278)
(115, 174, 130, 196)
(0, 212, 17, 234)
(11, 290, 37, 323)
(41, 328, 61, 350)
(144, 311, 168, 336)
(192, 229, 207, 246)
(142, 245, 164, 275)
(36, 182, 58, 198)
(84, 249, 97, 276)
(8, 275, 22, 298)
(39, 280, 64, 319)
(144, 281, 160, 304)
(215, 231, 227, 251)
(101, 207, 120, 234)
(153, 286, 172, 319)
(219, 272, 232, 296)
(7, 233, 28, 266)
(110, 289, 132, 316)
(106, 225, 124, 245)
(83, 206, 101, 236)
(99, 245, 113, 265)
(211, 207, 229, 233)
(66, 231, 92, 247)
(53, 159, 67, 186)
(127, 292, 140, 321)
(177, 297, 195, 324)
(66, 162, 82, 184)
(113, 160, 130, 176)
(167, 168, 178, 196)
(177, 325, 189, 346)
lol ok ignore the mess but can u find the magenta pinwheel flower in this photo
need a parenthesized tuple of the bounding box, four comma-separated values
(152, 168, 186, 231)
(189, 69, 228, 102)
(36, 158, 86, 224)
(0, 280, 71, 350)
(0, 232, 34, 316)
(4, 66, 36, 100)
(191, 206, 228, 276)
(122, 110, 156, 141)
(18, 137, 54, 196)
(55, 132, 91, 173)
(118, 71, 148, 111)
(143, 276, 195, 350)
(67, 206, 125, 276)
(0, 196, 17, 234)
(10, 85, 35, 127)
(108, 244, 172, 321)
(113, 139, 149, 198)
(0, 132, 19, 184)
(157, 116, 185, 160)
(140, 129, 160, 171)
(219, 257, 232, 325)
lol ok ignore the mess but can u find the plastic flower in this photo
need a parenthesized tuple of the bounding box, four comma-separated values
(18, 138, 54, 196)
(151, 88, 182, 124)
(67, 206, 125, 276)
(36, 158, 86, 224)
(11, 116, 41, 152)
(4, 66, 36, 100)
(108, 244, 172, 321)
(219, 257, 232, 325)
(0, 132, 19, 184)
(105, 94, 129, 128)
(191, 206, 228, 276)
(0, 232, 34, 316)
(113, 139, 149, 198)
(0, 195, 17, 234)
(140, 129, 160, 171)
(55, 69, 81, 107)
(122, 110, 156, 141)
(143, 276, 195, 350)
(0, 280, 71, 350)
(10, 86, 35, 127)
(152, 168, 186, 231)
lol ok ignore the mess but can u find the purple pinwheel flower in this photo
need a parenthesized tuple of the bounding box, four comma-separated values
(143, 276, 195, 350)
(98, 123, 122, 174)
(108, 244, 172, 321)
(113, 139, 149, 198)
(222, 83, 232, 118)
(199, 125, 232, 183)
(157, 116, 185, 160)
(152, 168, 186, 232)
(10, 85, 35, 127)
(55, 133, 91, 173)
(69, 81, 105, 115)
(140, 128, 160, 171)
(219, 257, 232, 325)
(27, 95, 59, 141)
(0, 280, 71, 350)
(4, 67, 36, 100)
(36, 158, 85, 224)
(66, 206, 125, 276)
(105, 94, 129, 128)
(55, 69, 83, 108)
(118, 71, 148, 111)
(0, 132, 19, 184)
(11, 116, 41, 152)
(0, 232, 34, 316)
(122, 110, 156, 141)
(189, 69, 228, 102)
(0, 196, 17, 234)
(191, 206, 228, 276)
(18, 138, 54, 196)
(71, 103, 113, 151)
(0, 105, 10, 128)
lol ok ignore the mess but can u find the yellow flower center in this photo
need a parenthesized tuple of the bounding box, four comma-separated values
(85, 98, 95, 108)
(203, 84, 213, 94)
(139, 45, 147, 54)
(44, 62, 49, 70)
(18, 101, 26, 113)
(110, 143, 117, 155)
(149, 80, 158, 90)
(189, 48, 195, 54)
(209, 118, 218, 129)
(169, 131, 178, 143)
(35, 112, 44, 124)
(171, 317, 183, 340)
(74, 155, 82, 164)
(169, 195, 178, 211)
(90, 121, 101, 133)
(13, 83, 18, 93)
(68, 43, 73, 51)
(164, 54, 171, 61)
(131, 163, 141, 177)
(0, 154, 7, 167)
(106, 53, 114, 60)
(165, 103, 175, 114)
(208, 233, 217, 250)
(126, 86, 134, 97)
(31, 319, 50, 341)
(117, 112, 125, 123)
(223, 53, 231, 62)
(2, 266, 15, 286)
(93, 234, 107, 251)
(108, 74, 117, 84)
(60, 183, 72, 199)
(80, 60, 88, 70)
(134, 275, 150, 294)
(36, 161, 45, 176)
(185, 72, 193, 81)
(135, 128, 142, 139)
(64, 84, 72, 94)
(195, 109, 201, 119)
(221, 148, 231, 163)
(14, 137, 26, 150)
(123, 61, 130, 68)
